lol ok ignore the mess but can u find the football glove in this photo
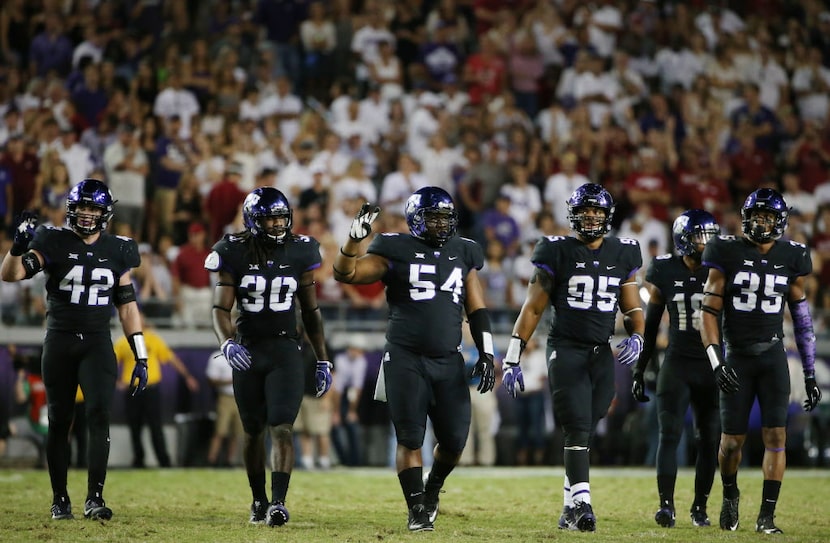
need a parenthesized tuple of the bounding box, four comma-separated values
(631, 370, 649, 402)
(130, 359, 148, 396)
(502, 363, 525, 398)
(616, 333, 644, 366)
(10, 210, 38, 256)
(221, 339, 252, 371)
(349, 202, 381, 241)
(315, 361, 333, 397)
(471, 354, 495, 393)
(714, 364, 740, 394)
(804, 373, 822, 412)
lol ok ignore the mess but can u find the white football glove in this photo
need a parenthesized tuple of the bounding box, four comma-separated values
(349, 203, 381, 241)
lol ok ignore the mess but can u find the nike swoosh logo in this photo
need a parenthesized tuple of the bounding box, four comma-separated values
(607, 265, 615, 270)
(448, 256, 458, 260)
(773, 265, 783, 269)
(279, 264, 290, 269)
(98, 258, 108, 262)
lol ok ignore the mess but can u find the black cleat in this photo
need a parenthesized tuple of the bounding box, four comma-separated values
(83, 497, 112, 520)
(558, 506, 575, 530)
(249, 500, 268, 524)
(690, 505, 711, 527)
(407, 504, 434, 532)
(572, 502, 596, 532)
(51, 496, 74, 520)
(719, 494, 740, 531)
(756, 515, 783, 534)
(655, 505, 676, 528)
(266, 501, 289, 527)
(423, 482, 444, 524)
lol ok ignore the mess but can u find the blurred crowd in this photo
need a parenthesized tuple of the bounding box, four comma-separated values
(1, 0, 830, 332)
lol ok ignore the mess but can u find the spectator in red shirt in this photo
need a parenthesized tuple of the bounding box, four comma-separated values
(463, 32, 506, 106)
(785, 120, 830, 194)
(677, 156, 733, 224)
(171, 222, 212, 329)
(728, 129, 775, 205)
(1, 135, 41, 216)
(204, 162, 247, 244)
(623, 147, 672, 222)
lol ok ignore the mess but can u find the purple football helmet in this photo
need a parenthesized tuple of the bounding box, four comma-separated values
(405, 186, 458, 246)
(66, 178, 115, 235)
(673, 209, 720, 257)
(566, 183, 615, 240)
(242, 187, 292, 242)
(741, 188, 788, 243)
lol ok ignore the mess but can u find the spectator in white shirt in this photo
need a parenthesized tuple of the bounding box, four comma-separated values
(259, 76, 304, 147)
(153, 71, 200, 139)
(380, 154, 428, 210)
(406, 92, 442, 163)
(103, 123, 148, 240)
(544, 150, 590, 229)
(53, 128, 94, 187)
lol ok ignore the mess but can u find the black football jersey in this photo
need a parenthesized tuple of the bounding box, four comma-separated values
(205, 234, 322, 339)
(29, 225, 140, 332)
(646, 254, 709, 359)
(367, 233, 484, 356)
(532, 235, 643, 344)
(702, 235, 812, 349)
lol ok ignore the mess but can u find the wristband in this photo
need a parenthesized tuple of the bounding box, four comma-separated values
(706, 344, 723, 371)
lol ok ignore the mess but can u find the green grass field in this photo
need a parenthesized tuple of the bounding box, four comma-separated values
(1, 467, 828, 542)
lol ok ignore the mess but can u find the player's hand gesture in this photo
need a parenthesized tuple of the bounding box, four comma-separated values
(349, 203, 380, 241)
(10, 210, 38, 256)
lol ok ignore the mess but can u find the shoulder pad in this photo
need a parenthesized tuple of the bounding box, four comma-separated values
(205, 250, 222, 272)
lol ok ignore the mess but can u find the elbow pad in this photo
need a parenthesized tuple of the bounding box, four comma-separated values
(789, 298, 816, 375)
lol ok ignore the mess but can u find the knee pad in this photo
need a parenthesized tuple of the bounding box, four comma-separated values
(562, 429, 590, 448)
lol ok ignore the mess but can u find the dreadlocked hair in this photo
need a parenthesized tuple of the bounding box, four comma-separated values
(236, 230, 294, 267)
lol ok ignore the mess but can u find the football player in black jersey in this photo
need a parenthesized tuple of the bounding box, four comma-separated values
(1, 179, 147, 522)
(333, 187, 496, 532)
(500, 183, 645, 532)
(700, 188, 822, 534)
(631, 209, 722, 528)
(205, 187, 331, 527)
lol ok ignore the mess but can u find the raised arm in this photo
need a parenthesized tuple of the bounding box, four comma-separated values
(333, 203, 388, 285)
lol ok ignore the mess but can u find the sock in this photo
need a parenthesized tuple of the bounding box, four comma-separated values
(722, 472, 739, 500)
(759, 480, 781, 517)
(657, 474, 675, 508)
(571, 482, 591, 505)
(426, 457, 455, 491)
(398, 467, 424, 509)
(301, 455, 313, 469)
(563, 475, 574, 508)
(248, 470, 267, 503)
(271, 471, 291, 503)
(318, 456, 331, 469)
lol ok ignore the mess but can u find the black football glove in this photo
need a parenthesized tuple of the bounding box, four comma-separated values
(631, 370, 650, 402)
(714, 364, 740, 394)
(10, 210, 38, 256)
(471, 354, 495, 393)
(804, 373, 822, 412)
